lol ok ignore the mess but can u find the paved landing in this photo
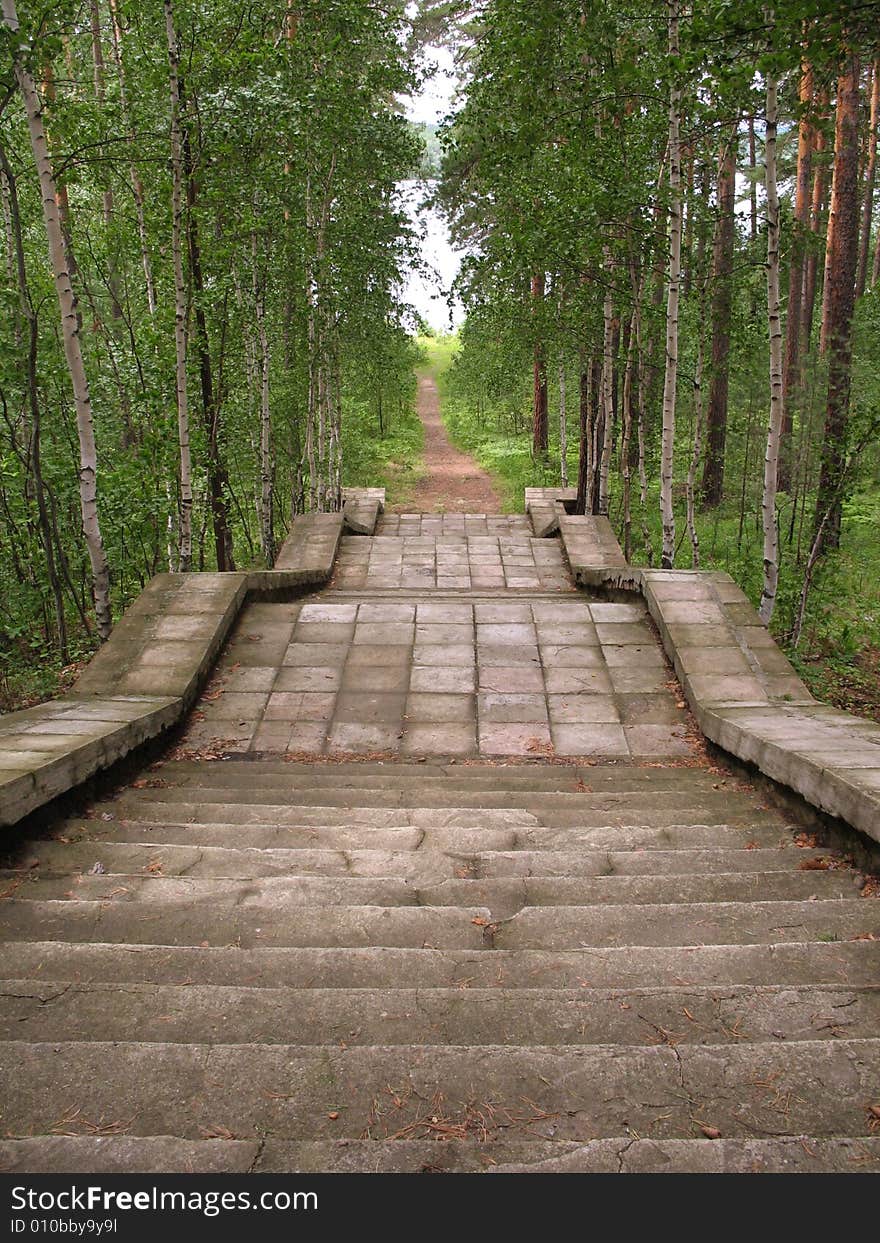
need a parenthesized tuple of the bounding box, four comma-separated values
(178, 561, 697, 761)
(335, 518, 573, 593)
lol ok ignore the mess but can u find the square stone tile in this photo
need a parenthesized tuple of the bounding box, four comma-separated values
(659, 600, 727, 625)
(219, 666, 277, 692)
(201, 692, 268, 720)
(293, 622, 355, 645)
(342, 664, 410, 693)
(608, 667, 671, 694)
(624, 724, 694, 757)
(346, 645, 412, 667)
(413, 644, 475, 666)
(474, 603, 534, 623)
(334, 692, 405, 724)
(478, 693, 548, 723)
(357, 603, 416, 622)
(478, 665, 545, 692)
(544, 667, 613, 694)
(551, 724, 629, 756)
(298, 603, 358, 623)
(476, 646, 542, 670)
(274, 666, 342, 692)
(353, 623, 415, 646)
(264, 692, 335, 721)
(327, 723, 401, 753)
(479, 722, 553, 755)
(537, 623, 599, 646)
(437, 576, 471, 589)
(284, 643, 349, 667)
(539, 645, 605, 668)
(415, 624, 474, 645)
(595, 622, 656, 645)
(476, 623, 537, 646)
(405, 693, 475, 722)
(588, 603, 647, 622)
(617, 694, 687, 724)
(284, 723, 328, 753)
(410, 666, 476, 693)
(251, 722, 298, 750)
(531, 602, 589, 622)
(547, 695, 621, 723)
(602, 644, 666, 668)
(402, 723, 476, 755)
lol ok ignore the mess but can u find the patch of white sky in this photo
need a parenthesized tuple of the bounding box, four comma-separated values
(398, 43, 466, 332)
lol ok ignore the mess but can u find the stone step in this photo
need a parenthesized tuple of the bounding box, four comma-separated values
(4, 939, 877, 990)
(495, 899, 880, 950)
(2, 1133, 877, 1174)
(1, 981, 877, 1047)
(1, 869, 857, 913)
(484, 1135, 880, 1174)
(2, 839, 838, 882)
(77, 799, 790, 831)
(0, 900, 492, 949)
(1, 1039, 877, 1142)
(152, 761, 746, 794)
(1, 896, 874, 951)
(54, 817, 801, 853)
(97, 785, 778, 817)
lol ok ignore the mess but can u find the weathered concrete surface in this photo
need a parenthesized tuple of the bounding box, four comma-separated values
(558, 514, 640, 589)
(343, 487, 385, 535)
(640, 568, 880, 845)
(0, 516, 342, 828)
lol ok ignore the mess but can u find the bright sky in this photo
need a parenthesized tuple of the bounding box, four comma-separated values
(399, 45, 465, 332)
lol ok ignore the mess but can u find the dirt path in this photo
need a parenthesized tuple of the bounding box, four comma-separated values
(393, 370, 501, 513)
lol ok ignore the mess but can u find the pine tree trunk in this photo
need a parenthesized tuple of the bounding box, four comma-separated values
(760, 75, 784, 625)
(660, 0, 681, 569)
(3, 0, 112, 639)
(856, 56, 879, 297)
(700, 127, 736, 507)
(575, 358, 590, 515)
(814, 50, 861, 553)
(164, 0, 193, 572)
(803, 101, 828, 346)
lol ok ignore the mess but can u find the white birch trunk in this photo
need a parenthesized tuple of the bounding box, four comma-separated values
(760, 73, 784, 624)
(164, 0, 193, 571)
(109, 0, 156, 315)
(251, 233, 274, 563)
(558, 359, 568, 487)
(686, 321, 705, 569)
(598, 249, 614, 514)
(660, 0, 682, 569)
(3, 0, 112, 638)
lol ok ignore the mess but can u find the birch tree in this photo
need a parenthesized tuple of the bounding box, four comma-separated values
(660, 0, 682, 569)
(2, 0, 111, 639)
(760, 70, 784, 625)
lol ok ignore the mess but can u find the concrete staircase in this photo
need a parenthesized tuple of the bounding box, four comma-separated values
(2, 758, 879, 1173)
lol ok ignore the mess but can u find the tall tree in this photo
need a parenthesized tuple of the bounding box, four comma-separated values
(700, 125, 736, 508)
(2, 0, 111, 639)
(814, 47, 862, 552)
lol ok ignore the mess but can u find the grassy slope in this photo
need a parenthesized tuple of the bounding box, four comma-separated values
(428, 333, 880, 722)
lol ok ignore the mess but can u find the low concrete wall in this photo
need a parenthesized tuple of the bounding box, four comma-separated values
(556, 511, 880, 845)
(0, 513, 344, 828)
